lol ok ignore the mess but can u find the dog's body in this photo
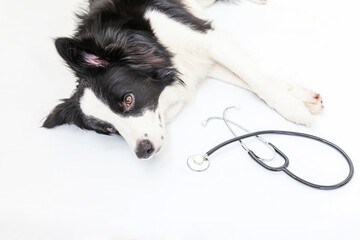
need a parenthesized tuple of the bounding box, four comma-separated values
(44, 0, 323, 159)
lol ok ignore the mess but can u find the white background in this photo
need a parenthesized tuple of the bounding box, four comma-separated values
(1, 0, 360, 239)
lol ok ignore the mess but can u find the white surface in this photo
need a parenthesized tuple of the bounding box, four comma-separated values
(1, 0, 360, 239)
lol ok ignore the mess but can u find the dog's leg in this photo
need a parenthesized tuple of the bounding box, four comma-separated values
(247, 0, 267, 5)
(195, 0, 216, 7)
(210, 61, 324, 113)
(207, 32, 320, 126)
(210, 63, 324, 114)
(209, 62, 251, 91)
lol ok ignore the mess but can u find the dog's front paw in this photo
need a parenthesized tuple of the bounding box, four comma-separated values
(288, 85, 324, 114)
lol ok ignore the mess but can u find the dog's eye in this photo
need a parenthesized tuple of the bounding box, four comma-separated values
(124, 94, 133, 105)
(123, 93, 135, 110)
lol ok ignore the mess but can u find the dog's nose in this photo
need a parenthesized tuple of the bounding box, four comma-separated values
(136, 139, 155, 159)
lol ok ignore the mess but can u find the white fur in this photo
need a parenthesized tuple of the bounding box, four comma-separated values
(145, 1, 323, 127)
(248, 0, 267, 4)
(145, 8, 213, 95)
(158, 83, 189, 123)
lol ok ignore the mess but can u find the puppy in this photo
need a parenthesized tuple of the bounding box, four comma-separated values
(44, 0, 323, 159)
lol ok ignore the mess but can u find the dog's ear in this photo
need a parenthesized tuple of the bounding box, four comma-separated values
(55, 37, 109, 75)
(43, 96, 82, 129)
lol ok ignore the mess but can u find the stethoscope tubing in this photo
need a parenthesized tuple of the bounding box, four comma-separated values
(205, 130, 354, 190)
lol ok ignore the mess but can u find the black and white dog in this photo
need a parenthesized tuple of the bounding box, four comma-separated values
(44, 0, 323, 159)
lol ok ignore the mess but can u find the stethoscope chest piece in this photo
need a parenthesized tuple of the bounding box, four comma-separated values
(187, 154, 210, 172)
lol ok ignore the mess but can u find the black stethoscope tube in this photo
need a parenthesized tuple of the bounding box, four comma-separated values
(206, 130, 354, 190)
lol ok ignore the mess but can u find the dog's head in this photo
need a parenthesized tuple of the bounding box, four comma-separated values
(44, 7, 181, 159)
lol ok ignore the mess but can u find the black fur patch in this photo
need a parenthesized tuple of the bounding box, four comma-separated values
(151, 0, 212, 32)
(44, 0, 209, 134)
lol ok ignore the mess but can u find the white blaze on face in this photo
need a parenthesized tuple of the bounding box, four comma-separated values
(79, 88, 165, 156)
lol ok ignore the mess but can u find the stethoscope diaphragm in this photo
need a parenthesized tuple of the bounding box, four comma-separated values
(187, 154, 210, 172)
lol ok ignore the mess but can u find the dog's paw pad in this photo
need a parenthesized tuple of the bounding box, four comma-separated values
(305, 92, 324, 114)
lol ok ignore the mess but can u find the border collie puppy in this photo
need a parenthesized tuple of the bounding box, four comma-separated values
(43, 0, 324, 159)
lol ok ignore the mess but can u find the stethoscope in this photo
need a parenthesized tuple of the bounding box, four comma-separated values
(187, 106, 354, 190)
